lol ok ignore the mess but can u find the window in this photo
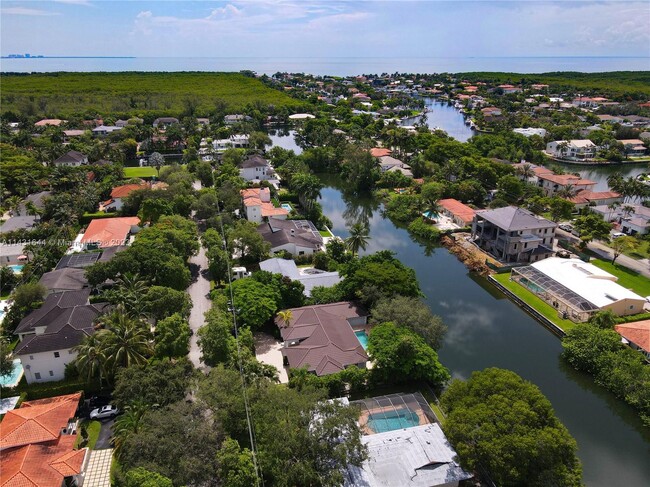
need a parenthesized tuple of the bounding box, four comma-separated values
(35, 372, 41, 380)
(29, 355, 34, 360)
(49, 371, 54, 377)
(299, 251, 305, 255)
(54, 352, 60, 358)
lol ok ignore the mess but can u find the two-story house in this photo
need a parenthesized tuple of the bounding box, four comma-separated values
(545, 140, 597, 161)
(472, 206, 557, 263)
(240, 187, 289, 223)
(257, 219, 324, 256)
(535, 171, 597, 197)
(239, 154, 274, 182)
(53, 150, 88, 167)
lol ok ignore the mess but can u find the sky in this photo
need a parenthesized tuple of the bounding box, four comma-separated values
(1, 0, 649, 58)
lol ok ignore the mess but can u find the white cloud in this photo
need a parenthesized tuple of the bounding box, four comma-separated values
(53, 0, 93, 6)
(1, 7, 61, 16)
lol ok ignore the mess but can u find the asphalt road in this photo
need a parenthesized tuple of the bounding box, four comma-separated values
(187, 244, 212, 372)
(94, 419, 114, 450)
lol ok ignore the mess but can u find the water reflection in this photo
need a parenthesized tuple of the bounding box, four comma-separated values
(267, 128, 303, 154)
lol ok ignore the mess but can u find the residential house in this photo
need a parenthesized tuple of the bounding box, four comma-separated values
(498, 84, 521, 94)
(0, 393, 89, 486)
(572, 96, 608, 108)
(276, 302, 368, 376)
(115, 119, 129, 127)
(568, 190, 621, 209)
(472, 206, 556, 263)
(38, 268, 89, 294)
(240, 187, 288, 223)
(0, 191, 50, 235)
(55, 252, 102, 270)
(369, 148, 392, 158)
(224, 114, 252, 125)
(513, 127, 547, 138)
(545, 140, 597, 161)
(91, 125, 123, 137)
(14, 289, 110, 383)
(615, 320, 650, 360)
(592, 203, 650, 236)
(100, 182, 146, 212)
(535, 171, 597, 197)
(257, 219, 323, 256)
(152, 117, 179, 129)
(260, 258, 341, 297)
(213, 134, 249, 152)
(35, 119, 65, 127)
(53, 150, 88, 167)
(62, 129, 85, 142)
(196, 117, 210, 126)
(618, 139, 647, 156)
(239, 154, 275, 182)
(0, 243, 28, 266)
(377, 155, 413, 178)
(437, 199, 476, 227)
(511, 258, 646, 322)
(80, 216, 140, 249)
(481, 107, 502, 119)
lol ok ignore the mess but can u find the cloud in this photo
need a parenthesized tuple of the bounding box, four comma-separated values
(53, 0, 93, 5)
(1, 7, 61, 16)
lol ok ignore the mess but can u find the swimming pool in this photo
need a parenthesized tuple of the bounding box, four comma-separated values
(8, 264, 24, 274)
(0, 359, 24, 388)
(355, 330, 369, 350)
(281, 203, 293, 211)
(422, 211, 439, 220)
(366, 408, 420, 433)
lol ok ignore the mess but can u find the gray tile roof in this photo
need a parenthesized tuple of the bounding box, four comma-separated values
(38, 268, 88, 292)
(15, 289, 91, 334)
(257, 220, 323, 251)
(240, 154, 269, 169)
(259, 258, 341, 297)
(476, 206, 556, 231)
(54, 150, 87, 164)
(0, 215, 38, 234)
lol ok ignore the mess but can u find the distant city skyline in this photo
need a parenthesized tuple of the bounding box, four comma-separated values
(1, 1, 649, 59)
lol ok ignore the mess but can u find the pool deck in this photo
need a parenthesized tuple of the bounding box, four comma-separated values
(359, 406, 431, 435)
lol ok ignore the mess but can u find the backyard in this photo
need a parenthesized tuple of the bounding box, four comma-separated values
(123, 167, 160, 178)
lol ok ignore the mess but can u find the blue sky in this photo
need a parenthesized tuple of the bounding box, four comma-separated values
(1, 1, 649, 58)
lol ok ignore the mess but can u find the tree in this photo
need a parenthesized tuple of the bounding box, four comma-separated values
(73, 332, 109, 387)
(207, 246, 230, 285)
(345, 222, 370, 257)
(113, 401, 150, 461)
(0, 266, 18, 293)
(228, 220, 271, 262)
(588, 310, 617, 329)
(154, 313, 191, 358)
(248, 131, 272, 151)
(497, 174, 524, 203)
(124, 468, 173, 487)
(198, 308, 237, 366)
(144, 286, 192, 322)
(139, 198, 173, 224)
(367, 322, 450, 387)
(370, 296, 447, 349)
(574, 213, 612, 248)
(215, 438, 258, 487)
(610, 235, 638, 264)
(1, 338, 15, 378)
(547, 197, 575, 222)
(441, 368, 582, 487)
(148, 152, 165, 173)
(228, 278, 278, 329)
(277, 309, 293, 328)
(99, 311, 153, 375)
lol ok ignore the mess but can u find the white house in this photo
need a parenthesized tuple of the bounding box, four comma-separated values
(92, 125, 123, 137)
(240, 187, 289, 223)
(535, 171, 597, 197)
(224, 114, 252, 125)
(53, 150, 88, 167)
(13, 289, 109, 384)
(257, 219, 324, 256)
(513, 128, 547, 138)
(239, 154, 274, 182)
(545, 140, 597, 161)
(213, 134, 249, 152)
(260, 258, 341, 296)
(592, 203, 650, 236)
(377, 155, 413, 177)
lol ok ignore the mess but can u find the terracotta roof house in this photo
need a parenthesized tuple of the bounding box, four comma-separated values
(437, 198, 476, 227)
(241, 187, 288, 223)
(569, 190, 621, 208)
(53, 150, 88, 167)
(0, 393, 88, 487)
(257, 219, 324, 256)
(81, 216, 140, 249)
(615, 320, 650, 360)
(369, 148, 392, 158)
(277, 302, 369, 376)
(535, 171, 597, 197)
(100, 182, 146, 211)
(35, 119, 65, 127)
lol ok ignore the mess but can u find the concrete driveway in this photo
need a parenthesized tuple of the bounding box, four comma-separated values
(254, 332, 289, 383)
(94, 419, 114, 450)
(187, 245, 212, 372)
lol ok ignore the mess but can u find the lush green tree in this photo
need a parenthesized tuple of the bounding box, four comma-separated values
(98, 311, 153, 375)
(1, 338, 15, 378)
(113, 401, 150, 461)
(11, 282, 47, 309)
(547, 197, 575, 222)
(144, 286, 192, 321)
(345, 222, 370, 257)
(370, 296, 447, 349)
(368, 322, 450, 387)
(441, 368, 582, 487)
(251, 270, 305, 309)
(248, 131, 272, 151)
(227, 220, 271, 262)
(497, 174, 524, 203)
(124, 467, 173, 487)
(574, 213, 612, 248)
(73, 332, 109, 386)
(228, 278, 278, 329)
(198, 308, 237, 366)
(193, 161, 214, 187)
(154, 313, 191, 358)
(588, 310, 618, 329)
(0, 266, 18, 293)
(194, 191, 220, 220)
(341, 145, 379, 191)
(326, 237, 351, 264)
(112, 359, 195, 409)
(610, 235, 638, 264)
(215, 438, 258, 487)
(119, 400, 222, 487)
(207, 246, 230, 285)
(309, 284, 346, 305)
(562, 324, 623, 375)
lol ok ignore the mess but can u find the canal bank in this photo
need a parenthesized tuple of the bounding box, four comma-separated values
(318, 177, 650, 487)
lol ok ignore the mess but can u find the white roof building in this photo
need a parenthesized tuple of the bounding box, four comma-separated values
(259, 258, 341, 296)
(513, 128, 547, 138)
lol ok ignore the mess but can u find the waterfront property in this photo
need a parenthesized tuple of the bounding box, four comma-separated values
(471, 206, 556, 263)
(545, 140, 597, 161)
(345, 393, 472, 487)
(534, 168, 597, 197)
(239, 154, 276, 182)
(568, 190, 621, 209)
(510, 258, 646, 322)
(257, 219, 324, 256)
(615, 320, 650, 360)
(212, 134, 249, 152)
(152, 117, 179, 129)
(259, 257, 341, 297)
(437, 198, 476, 228)
(0, 393, 89, 486)
(240, 187, 288, 223)
(377, 155, 413, 178)
(275, 302, 369, 376)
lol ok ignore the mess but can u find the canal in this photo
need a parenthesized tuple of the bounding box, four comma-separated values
(401, 98, 476, 142)
(318, 177, 650, 487)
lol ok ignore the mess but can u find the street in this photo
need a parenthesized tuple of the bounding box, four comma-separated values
(187, 244, 212, 372)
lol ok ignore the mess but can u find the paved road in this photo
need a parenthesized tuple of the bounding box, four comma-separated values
(187, 244, 212, 372)
(556, 228, 650, 278)
(94, 419, 114, 450)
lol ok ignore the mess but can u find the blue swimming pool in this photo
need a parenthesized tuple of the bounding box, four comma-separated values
(355, 330, 369, 350)
(8, 264, 24, 274)
(422, 211, 439, 220)
(0, 359, 24, 388)
(281, 203, 293, 211)
(367, 408, 420, 433)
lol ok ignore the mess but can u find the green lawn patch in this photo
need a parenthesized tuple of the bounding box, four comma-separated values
(123, 167, 159, 178)
(589, 259, 650, 297)
(626, 239, 650, 260)
(319, 229, 333, 237)
(75, 420, 102, 449)
(1, 290, 11, 300)
(493, 273, 576, 332)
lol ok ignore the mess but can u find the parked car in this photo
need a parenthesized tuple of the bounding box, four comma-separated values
(558, 223, 573, 232)
(556, 249, 571, 258)
(612, 232, 627, 239)
(90, 405, 119, 420)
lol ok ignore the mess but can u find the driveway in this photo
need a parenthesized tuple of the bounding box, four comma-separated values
(254, 332, 289, 383)
(94, 419, 114, 450)
(187, 244, 212, 372)
(84, 449, 113, 487)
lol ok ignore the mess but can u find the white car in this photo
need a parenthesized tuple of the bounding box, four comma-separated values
(612, 232, 627, 239)
(90, 405, 119, 420)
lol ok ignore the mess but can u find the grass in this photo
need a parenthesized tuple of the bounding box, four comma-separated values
(1, 290, 11, 300)
(319, 229, 333, 237)
(626, 239, 650, 260)
(1, 72, 302, 118)
(589, 259, 650, 297)
(493, 273, 576, 332)
(74, 420, 102, 449)
(123, 167, 159, 178)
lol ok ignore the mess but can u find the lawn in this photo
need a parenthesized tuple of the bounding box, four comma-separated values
(589, 259, 650, 297)
(626, 239, 650, 260)
(493, 273, 576, 333)
(123, 167, 159, 178)
(1, 72, 302, 118)
(319, 229, 333, 237)
(74, 420, 102, 449)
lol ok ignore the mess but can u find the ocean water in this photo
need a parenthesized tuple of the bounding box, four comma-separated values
(2, 56, 649, 75)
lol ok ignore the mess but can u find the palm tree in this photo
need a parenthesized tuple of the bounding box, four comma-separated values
(556, 184, 578, 199)
(113, 274, 150, 318)
(100, 311, 153, 374)
(607, 201, 620, 221)
(516, 163, 534, 180)
(277, 310, 293, 328)
(24, 201, 42, 221)
(73, 331, 109, 387)
(112, 400, 150, 460)
(346, 223, 370, 257)
(5, 195, 23, 216)
(622, 205, 635, 219)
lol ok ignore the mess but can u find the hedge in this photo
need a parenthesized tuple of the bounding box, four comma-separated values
(1, 376, 107, 401)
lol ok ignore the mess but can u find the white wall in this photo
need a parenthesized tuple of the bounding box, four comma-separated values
(240, 166, 271, 181)
(20, 348, 77, 384)
(271, 242, 318, 256)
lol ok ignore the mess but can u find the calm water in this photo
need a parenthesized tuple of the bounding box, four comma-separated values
(268, 128, 302, 154)
(551, 162, 649, 191)
(2, 56, 649, 76)
(402, 99, 475, 142)
(318, 177, 650, 487)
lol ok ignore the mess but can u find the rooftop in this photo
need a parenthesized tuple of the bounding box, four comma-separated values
(81, 216, 140, 248)
(476, 206, 556, 231)
(259, 258, 341, 297)
(240, 154, 270, 169)
(615, 320, 650, 353)
(437, 198, 476, 225)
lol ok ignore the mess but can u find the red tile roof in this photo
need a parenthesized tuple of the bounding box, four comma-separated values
(438, 198, 476, 225)
(1, 393, 82, 451)
(370, 148, 392, 158)
(569, 190, 621, 205)
(81, 216, 140, 248)
(240, 189, 289, 218)
(615, 320, 650, 353)
(538, 173, 596, 186)
(111, 183, 145, 199)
